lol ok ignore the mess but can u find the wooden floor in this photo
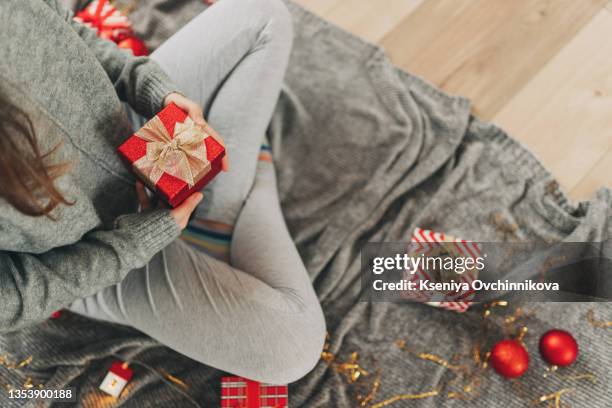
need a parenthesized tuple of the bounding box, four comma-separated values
(293, 0, 612, 201)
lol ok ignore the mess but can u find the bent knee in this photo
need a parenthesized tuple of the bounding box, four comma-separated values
(251, 312, 326, 384)
(239, 0, 294, 43)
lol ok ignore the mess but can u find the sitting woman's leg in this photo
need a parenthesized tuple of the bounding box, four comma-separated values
(71, 159, 326, 384)
(71, 0, 326, 383)
(152, 0, 293, 256)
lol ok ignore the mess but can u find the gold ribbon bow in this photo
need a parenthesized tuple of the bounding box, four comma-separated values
(133, 116, 210, 187)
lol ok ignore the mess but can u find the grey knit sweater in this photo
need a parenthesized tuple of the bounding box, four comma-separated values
(0, 0, 181, 331)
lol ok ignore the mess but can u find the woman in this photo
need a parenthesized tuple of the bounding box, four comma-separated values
(0, 0, 325, 384)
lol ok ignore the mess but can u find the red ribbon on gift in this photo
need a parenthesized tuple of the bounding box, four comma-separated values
(245, 380, 260, 406)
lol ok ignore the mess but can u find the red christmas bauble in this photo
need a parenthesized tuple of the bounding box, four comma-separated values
(539, 329, 578, 367)
(490, 339, 529, 378)
(117, 36, 149, 56)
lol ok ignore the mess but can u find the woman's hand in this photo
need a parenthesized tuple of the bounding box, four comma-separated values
(136, 182, 202, 230)
(163, 92, 229, 171)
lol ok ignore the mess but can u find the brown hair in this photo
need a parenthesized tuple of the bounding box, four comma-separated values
(0, 94, 73, 217)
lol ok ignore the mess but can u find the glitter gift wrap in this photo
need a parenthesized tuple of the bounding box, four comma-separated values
(404, 228, 481, 313)
(220, 376, 288, 408)
(118, 103, 225, 207)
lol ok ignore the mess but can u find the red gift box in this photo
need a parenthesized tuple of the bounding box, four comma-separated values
(221, 377, 288, 408)
(118, 103, 225, 207)
(402, 228, 481, 313)
(75, 0, 131, 42)
(99, 361, 133, 397)
(74, 0, 149, 56)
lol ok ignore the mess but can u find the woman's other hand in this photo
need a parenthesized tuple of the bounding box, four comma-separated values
(163, 92, 229, 171)
(136, 182, 202, 230)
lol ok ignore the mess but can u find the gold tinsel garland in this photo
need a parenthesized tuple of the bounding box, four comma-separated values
(1, 303, 608, 405)
(321, 300, 601, 407)
(586, 309, 612, 329)
(0, 355, 44, 391)
(0, 349, 198, 406)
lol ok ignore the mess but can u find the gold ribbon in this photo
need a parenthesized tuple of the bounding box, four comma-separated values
(133, 116, 210, 187)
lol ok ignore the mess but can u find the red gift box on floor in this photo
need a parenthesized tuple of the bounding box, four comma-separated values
(221, 377, 288, 407)
(75, 1, 131, 41)
(75, 0, 149, 56)
(403, 228, 481, 313)
(118, 103, 225, 207)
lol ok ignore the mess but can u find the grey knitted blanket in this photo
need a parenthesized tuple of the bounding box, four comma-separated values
(2, 2, 611, 407)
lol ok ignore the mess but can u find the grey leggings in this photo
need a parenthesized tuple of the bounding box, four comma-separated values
(69, 0, 326, 385)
